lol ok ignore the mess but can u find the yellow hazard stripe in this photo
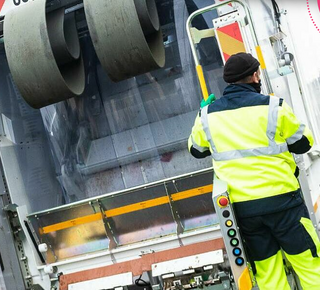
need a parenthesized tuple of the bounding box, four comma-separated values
(40, 184, 213, 234)
(39, 213, 103, 235)
(196, 65, 209, 100)
(255, 46, 266, 70)
(172, 184, 212, 201)
(216, 30, 246, 57)
(238, 266, 253, 290)
(106, 196, 170, 218)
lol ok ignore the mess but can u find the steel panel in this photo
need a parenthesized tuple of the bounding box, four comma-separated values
(29, 203, 109, 263)
(0, 198, 25, 290)
(27, 170, 217, 263)
(151, 250, 224, 276)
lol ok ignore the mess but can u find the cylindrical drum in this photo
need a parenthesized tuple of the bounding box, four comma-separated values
(4, 1, 85, 109)
(83, 0, 165, 82)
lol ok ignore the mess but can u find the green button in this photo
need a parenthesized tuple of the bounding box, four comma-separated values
(230, 238, 239, 247)
(228, 229, 236, 237)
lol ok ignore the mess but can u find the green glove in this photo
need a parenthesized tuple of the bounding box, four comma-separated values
(200, 93, 216, 108)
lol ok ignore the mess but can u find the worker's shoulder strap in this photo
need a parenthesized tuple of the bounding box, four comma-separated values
(200, 95, 288, 161)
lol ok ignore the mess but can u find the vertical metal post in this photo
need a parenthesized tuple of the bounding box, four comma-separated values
(0, 161, 25, 290)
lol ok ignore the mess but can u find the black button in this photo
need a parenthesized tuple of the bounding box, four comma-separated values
(222, 210, 230, 218)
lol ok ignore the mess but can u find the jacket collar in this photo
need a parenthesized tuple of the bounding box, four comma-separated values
(223, 84, 257, 97)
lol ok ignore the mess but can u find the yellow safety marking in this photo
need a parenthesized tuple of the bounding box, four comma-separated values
(216, 30, 246, 57)
(40, 185, 213, 234)
(41, 213, 103, 234)
(314, 195, 320, 213)
(106, 196, 170, 217)
(255, 46, 266, 70)
(238, 266, 253, 290)
(171, 184, 213, 201)
(196, 65, 209, 100)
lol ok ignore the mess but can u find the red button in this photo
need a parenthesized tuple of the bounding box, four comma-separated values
(218, 197, 229, 207)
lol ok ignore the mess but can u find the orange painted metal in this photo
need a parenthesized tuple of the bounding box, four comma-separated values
(0, 0, 4, 13)
(215, 22, 246, 63)
(314, 194, 320, 213)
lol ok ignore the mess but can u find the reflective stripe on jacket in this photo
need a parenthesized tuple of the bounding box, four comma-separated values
(188, 84, 314, 205)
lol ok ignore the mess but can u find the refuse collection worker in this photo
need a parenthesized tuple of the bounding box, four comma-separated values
(188, 52, 320, 290)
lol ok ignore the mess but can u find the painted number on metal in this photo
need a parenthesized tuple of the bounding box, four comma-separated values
(0, 0, 29, 17)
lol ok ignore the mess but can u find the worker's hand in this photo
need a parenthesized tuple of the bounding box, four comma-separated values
(200, 94, 216, 108)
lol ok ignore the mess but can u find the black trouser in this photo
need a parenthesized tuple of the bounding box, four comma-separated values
(237, 203, 320, 290)
(238, 203, 317, 261)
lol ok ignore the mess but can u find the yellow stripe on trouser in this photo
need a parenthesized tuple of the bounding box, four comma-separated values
(255, 217, 320, 290)
(255, 251, 291, 290)
(284, 217, 320, 290)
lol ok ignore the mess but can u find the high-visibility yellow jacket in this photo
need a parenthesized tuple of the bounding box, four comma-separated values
(189, 84, 314, 217)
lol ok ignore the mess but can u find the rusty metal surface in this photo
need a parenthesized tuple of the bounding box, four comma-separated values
(4, 0, 85, 108)
(83, 0, 165, 82)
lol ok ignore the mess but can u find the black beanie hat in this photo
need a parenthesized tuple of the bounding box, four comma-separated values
(223, 53, 260, 83)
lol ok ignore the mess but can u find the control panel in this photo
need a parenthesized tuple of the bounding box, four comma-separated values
(213, 191, 251, 286)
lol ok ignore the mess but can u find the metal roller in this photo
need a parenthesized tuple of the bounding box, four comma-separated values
(134, 0, 160, 36)
(47, 8, 80, 66)
(4, 1, 85, 109)
(84, 0, 165, 82)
